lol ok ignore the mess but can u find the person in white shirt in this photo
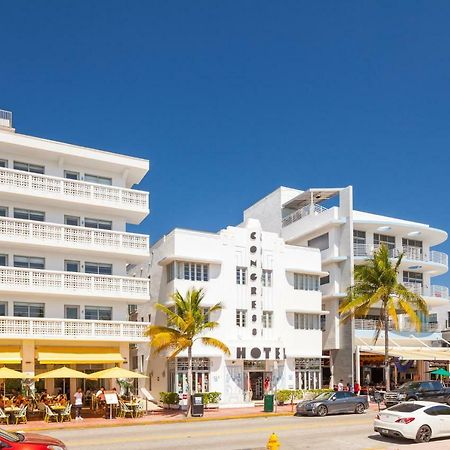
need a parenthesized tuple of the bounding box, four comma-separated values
(73, 388, 84, 420)
(337, 379, 344, 391)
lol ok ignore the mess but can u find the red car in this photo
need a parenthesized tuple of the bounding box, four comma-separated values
(0, 429, 66, 449)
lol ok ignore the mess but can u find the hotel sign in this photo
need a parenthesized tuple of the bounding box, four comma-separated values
(235, 346, 286, 360)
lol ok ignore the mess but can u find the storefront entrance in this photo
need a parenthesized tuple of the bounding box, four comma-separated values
(249, 372, 264, 400)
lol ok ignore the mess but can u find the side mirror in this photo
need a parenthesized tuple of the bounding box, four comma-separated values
(331, 396, 336, 401)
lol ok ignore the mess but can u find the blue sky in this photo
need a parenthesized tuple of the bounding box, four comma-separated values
(1, 1, 449, 285)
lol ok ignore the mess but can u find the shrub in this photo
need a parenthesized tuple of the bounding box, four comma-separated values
(159, 392, 180, 405)
(202, 392, 221, 405)
(276, 389, 333, 404)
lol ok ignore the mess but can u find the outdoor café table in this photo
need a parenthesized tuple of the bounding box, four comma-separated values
(49, 404, 66, 420)
(4, 407, 21, 423)
(124, 402, 138, 416)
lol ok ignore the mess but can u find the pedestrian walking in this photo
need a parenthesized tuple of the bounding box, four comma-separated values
(74, 388, 84, 420)
(338, 379, 344, 391)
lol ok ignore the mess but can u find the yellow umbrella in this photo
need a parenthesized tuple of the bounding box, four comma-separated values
(88, 367, 148, 379)
(0, 367, 28, 396)
(35, 367, 89, 395)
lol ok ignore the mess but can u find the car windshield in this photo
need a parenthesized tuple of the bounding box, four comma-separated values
(314, 392, 334, 400)
(0, 429, 22, 443)
(398, 381, 421, 390)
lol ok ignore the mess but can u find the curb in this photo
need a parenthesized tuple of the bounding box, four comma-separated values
(13, 411, 294, 432)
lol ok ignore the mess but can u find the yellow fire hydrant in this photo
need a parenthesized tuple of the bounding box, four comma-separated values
(266, 433, 280, 449)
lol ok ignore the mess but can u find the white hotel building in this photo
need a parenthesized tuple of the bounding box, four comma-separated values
(0, 110, 150, 392)
(136, 219, 326, 406)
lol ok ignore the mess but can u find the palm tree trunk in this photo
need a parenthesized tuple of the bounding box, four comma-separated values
(384, 310, 390, 392)
(186, 346, 193, 417)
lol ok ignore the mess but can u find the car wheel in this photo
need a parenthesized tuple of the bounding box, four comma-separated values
(407, 397, 417, 402)
(415, 425, 432, 443)
(355, 403, 365, 414)
(316, 405, 328, 417)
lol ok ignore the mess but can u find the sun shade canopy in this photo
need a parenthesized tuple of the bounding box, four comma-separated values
(34, 366, 89, 379)
(36, 347, 124, 365)
(0, 367, 27, 379)
(89, 367, 148, 379)
(0, 347, 22, 364)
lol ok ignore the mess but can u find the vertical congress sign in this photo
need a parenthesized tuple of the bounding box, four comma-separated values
(249, 229, 261, 337)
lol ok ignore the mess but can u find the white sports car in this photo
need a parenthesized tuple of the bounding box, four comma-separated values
(374, 401, 450, 443)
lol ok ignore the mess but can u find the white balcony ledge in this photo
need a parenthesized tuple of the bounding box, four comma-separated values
(0, 217, 149, 259)
(0, 267, 149, 301)
(0, 167, 149, 224)
(354, 318, 439, 333)
(0, 316, 150, 342)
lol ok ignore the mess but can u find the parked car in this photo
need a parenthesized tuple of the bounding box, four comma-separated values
(0, 429, 66, 450)
(374, 401, 450, 443)
(296, 391, 369, 417)
(384, 381, 450, 407)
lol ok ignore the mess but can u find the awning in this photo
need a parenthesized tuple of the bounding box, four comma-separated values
(36, 347, 124, 364)
(0, 347, 22, 364)
(359, 345, 450, 361)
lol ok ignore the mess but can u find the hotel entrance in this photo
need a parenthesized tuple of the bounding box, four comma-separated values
(244, 361, 272, 401)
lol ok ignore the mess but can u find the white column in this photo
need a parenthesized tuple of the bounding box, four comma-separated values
(355, 346, 361, 385)
(22, 340, 35, 377)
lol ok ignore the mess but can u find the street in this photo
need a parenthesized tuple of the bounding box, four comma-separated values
(42, 411, 450, 450)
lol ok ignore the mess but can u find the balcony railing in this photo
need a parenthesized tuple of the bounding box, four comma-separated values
(282, 204, 327, 227)
(0, 316, 150, 342)
(402, 282, 449, 299)
(0, 167, 148, 213)
(0, 110, 12, 129)
(354, 318, 439, 333)
(0, 217, 149, 255)
(353, 244, 448, 267)
(0, 267, 149, 300)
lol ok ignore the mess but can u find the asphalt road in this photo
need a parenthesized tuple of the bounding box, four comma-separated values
(43, 411, 450, 450)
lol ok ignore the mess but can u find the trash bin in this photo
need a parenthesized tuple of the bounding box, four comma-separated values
(191, 393, 204, 417)
(264, 394, 274, 412)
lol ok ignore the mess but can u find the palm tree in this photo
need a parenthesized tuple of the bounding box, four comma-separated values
(340, 245, 428, 391)
(145, 287, 230, 416)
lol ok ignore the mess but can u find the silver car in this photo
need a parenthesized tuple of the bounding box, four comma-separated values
(296, 391, 369, 417)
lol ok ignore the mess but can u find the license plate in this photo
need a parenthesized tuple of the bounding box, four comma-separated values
(381, 429, 389, 435)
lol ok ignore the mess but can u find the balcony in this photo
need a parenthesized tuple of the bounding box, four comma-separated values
(403, 282, 449, 299)
(0, 110, 12, 129)
(282, 204, 327, 227)
(353, 244, 448, 267)
(0, 217, 149, 259)
(0, 316, 150, 342)
(354, 318, 439, 333)
(0, 167, 149, 223)
(0, 267, 149, 301)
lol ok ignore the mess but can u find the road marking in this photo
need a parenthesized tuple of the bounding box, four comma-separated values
(63, 417, 374, 447)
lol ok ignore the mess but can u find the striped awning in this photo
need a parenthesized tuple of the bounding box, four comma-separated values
(359, 345, 450, 361)
(36, 347, 124, 364)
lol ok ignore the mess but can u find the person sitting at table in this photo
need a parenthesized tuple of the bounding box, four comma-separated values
(96, 386, 106, 409)
(40, 389, 48, 402)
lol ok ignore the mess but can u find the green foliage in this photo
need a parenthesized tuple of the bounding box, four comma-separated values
(159, 392, 180, 405)
(276, 389, 332, 403)
(202, 392, 221, 404)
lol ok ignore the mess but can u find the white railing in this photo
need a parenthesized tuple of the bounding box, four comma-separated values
(0, 316, 150, 342)
(0, 167, 148, 212)
(0, 217, 149, 254)
(431, 284, 449, 299)
(353, 244, 448, 267)
(403, 282, 449, 299)
(282, 204, 327, 227)
(354, 318, 439, 333)
(0, 267, 149, 299)
(0, 110, 12, 128)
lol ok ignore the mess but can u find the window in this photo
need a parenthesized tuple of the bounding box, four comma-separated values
(389, 403, 425, 413)
(0, 302, 7, 316)
(0, 160, 7, 168)
(294, 313, 320, 330)
(14, 208, 45, 222)
(374, 233, 395, 250)
(85, 306, 112, 321)
(403, 271, 423, 284)
(0, 206, 8, 217)
(14, 302, 44, 318)
(64, 170, 80, 180)
(0, 255, 7, 266)
(13, 161, 44, 174)
(85, 218, 113, 230)
(166, 262, 175, 283)
(236, 267, 247, 285)
(236, 309, 247, 327)
(65, 260, 80, 272)
(320, 275, 330, 285)
(65, 305, 80, 319)
(353, 230, 366, 245)
(64, 215, 80, 226)
(262, 269, 272, 287)
(307, 233, 329, 251)
(402, 238, 423, 249)
(262, 311, 273, 328)
(294, 273, 320, 291)
(425, 405, 450, 416)
(13, 255, 45, 270)
(85, 262, 112, 275)
(84, 174, 112, 185)
(181, 262, 209, 281)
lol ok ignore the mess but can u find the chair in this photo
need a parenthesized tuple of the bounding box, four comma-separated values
(119, 401, 134, 418)
(60, 403, 72, 422)
(0, 408, 9, 425)
(14, 405, 27, 425)
(135, 399, 145, 418)
(44, 405, 59, 423)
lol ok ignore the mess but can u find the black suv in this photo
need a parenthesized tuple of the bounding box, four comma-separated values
(384, 380, 450, 407)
